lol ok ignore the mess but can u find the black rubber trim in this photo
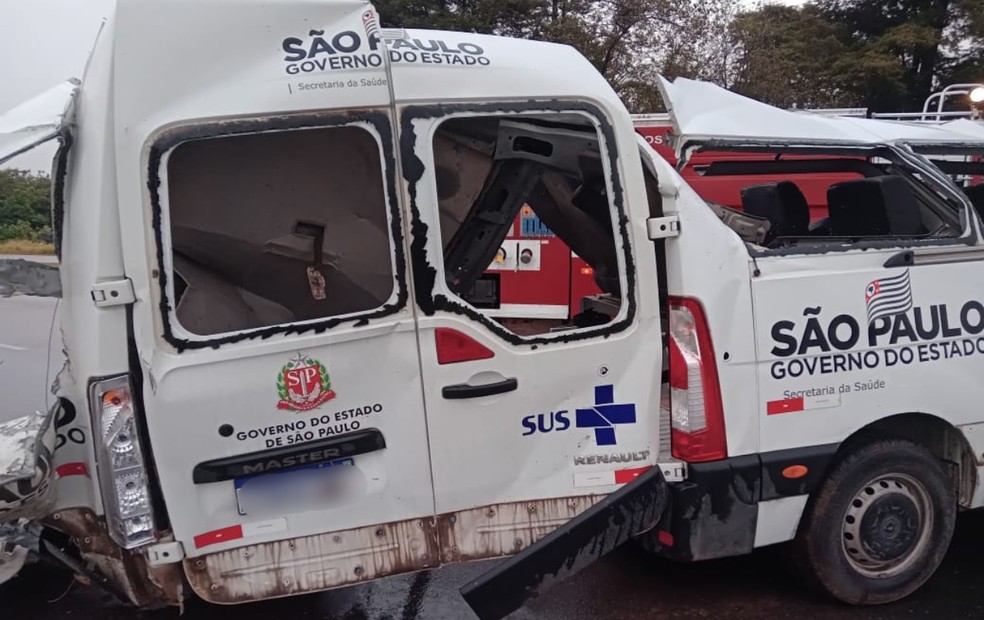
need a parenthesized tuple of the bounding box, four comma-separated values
(192, 428, 385, 483)
(883, 250, 915, 267)
(442, 378, 518, 399)
(126, 304, 171, 529)
(760, 442, 839, 501)
(461, 466, 668, 620)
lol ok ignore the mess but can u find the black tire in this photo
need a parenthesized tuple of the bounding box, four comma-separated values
(794, 439, 956, 605)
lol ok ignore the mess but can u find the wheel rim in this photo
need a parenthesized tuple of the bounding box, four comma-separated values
(841, 473, 933, 578)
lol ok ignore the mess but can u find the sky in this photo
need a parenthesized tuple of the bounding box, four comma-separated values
(0, 0, 805, 172)
(1, 0, 114, 171)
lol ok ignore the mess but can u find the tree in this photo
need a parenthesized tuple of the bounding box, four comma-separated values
(815, 0, 984, 110)
(0, 169, 52, 242)
(730, 5, 861, 109)
(375, 0, 743, 112)
(943, 0, 984, 86)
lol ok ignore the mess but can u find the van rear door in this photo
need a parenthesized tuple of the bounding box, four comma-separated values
(390, 43, 665, 566)
(111, 0, 437, 602)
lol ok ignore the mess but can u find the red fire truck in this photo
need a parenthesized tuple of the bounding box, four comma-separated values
(469, 114, 861, 317)
(472, 106, 983, 319)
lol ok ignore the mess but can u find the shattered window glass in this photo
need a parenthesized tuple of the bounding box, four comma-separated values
(431, 114, 626, 337)
(165, 125, 395, 336)
(682, 150, 966, 250)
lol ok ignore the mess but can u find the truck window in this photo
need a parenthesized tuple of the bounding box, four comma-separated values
(163, 125, 396, 337)
(430, 113, 626, 337)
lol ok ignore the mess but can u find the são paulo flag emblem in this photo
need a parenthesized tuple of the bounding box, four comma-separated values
(276, 353, 336, 412)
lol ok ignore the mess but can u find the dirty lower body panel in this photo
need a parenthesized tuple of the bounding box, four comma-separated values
(186, 494, 609, 604)
(43, 507, 184, 608)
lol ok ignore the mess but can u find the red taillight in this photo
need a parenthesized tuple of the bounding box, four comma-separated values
(435, 328, 495, 365)
(667, 296, 727, 462)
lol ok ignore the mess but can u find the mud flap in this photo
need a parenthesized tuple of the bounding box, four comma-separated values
(460, 466, 668, 620)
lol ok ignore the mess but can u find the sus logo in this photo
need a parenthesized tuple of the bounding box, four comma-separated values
(276, 353, 336, 412)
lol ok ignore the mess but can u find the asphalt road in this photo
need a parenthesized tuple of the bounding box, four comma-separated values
(4, 510, 984, 619)
(1, 257, 983, 619)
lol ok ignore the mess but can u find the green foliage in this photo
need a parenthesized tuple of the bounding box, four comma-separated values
(730, 5, 854, 108)
(0, 169, 52, 242)
(730, 0, 984, 112)
(375, 0, 738, 112)
(814, 0, 982, 110)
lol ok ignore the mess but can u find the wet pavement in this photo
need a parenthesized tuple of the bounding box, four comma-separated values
(4, 510, 983, 620)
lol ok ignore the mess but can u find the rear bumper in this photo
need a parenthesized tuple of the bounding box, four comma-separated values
(652, 444, 839, 561)
(462, 466, 669, 620)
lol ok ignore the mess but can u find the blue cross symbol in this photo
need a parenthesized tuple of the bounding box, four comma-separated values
(575, 385, 636, 446)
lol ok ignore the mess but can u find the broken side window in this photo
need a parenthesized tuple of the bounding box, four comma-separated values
(430, 113, 627, 337)
(163, 125, 396, 337)
(922, 152, 984, 221)
(682, 148, 966, 251)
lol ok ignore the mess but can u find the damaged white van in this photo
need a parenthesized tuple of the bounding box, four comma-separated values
(2, 1, 984, 617)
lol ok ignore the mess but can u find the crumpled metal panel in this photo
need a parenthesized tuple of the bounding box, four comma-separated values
(0, 407, 56, 522)
(185, 515, 440, 603)
(45, 508, 185, 608)
(0, 78, 78, 166)
(0, 541, 28, 585)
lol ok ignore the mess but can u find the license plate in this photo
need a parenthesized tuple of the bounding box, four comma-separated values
(234, 458, 354, 516)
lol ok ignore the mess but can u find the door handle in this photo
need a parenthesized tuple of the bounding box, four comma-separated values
(442, 378, 518, 399)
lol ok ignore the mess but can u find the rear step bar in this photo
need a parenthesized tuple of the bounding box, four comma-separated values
(460, 466, 668, 620)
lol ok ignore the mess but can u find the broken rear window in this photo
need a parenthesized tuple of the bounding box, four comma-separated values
(430, 113, 627, 337)
(163, 124, 396, 337)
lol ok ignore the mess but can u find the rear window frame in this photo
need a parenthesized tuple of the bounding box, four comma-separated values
(146, 111, 408, 352)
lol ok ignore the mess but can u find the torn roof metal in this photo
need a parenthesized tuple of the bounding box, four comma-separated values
(657, 76, 984, 155)
(0, 79, 79, 167)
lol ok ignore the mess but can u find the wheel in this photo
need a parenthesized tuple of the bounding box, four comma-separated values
(794, 439, 956, 604)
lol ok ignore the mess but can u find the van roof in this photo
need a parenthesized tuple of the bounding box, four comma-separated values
(658, 76, 984, 154)
(98, 0, 624, 141)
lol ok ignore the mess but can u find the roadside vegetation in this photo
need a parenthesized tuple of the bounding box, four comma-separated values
(0, 169, 53, 255)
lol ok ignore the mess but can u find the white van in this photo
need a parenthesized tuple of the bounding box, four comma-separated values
(2, 2, 983, 617)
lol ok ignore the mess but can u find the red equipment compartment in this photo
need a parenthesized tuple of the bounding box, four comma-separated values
(635, 124, 861, 222)
(474, 120, 865, 322)
(478, 207, 602, 321)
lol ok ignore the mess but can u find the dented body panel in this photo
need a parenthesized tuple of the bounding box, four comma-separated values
(0, 0, 672, 611)
(4, 0, 983, 614)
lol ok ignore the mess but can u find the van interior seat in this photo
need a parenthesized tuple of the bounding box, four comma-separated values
(740, 181, 810, 244)
(964, 184, 984, 220)
(827, 175, 924, 238)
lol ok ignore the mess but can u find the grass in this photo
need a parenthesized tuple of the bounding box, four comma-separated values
(0, 239, 55, 255)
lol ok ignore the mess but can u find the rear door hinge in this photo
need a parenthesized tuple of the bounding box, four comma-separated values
(91, 278, 135, 307)
(647, 215, 680, 239)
